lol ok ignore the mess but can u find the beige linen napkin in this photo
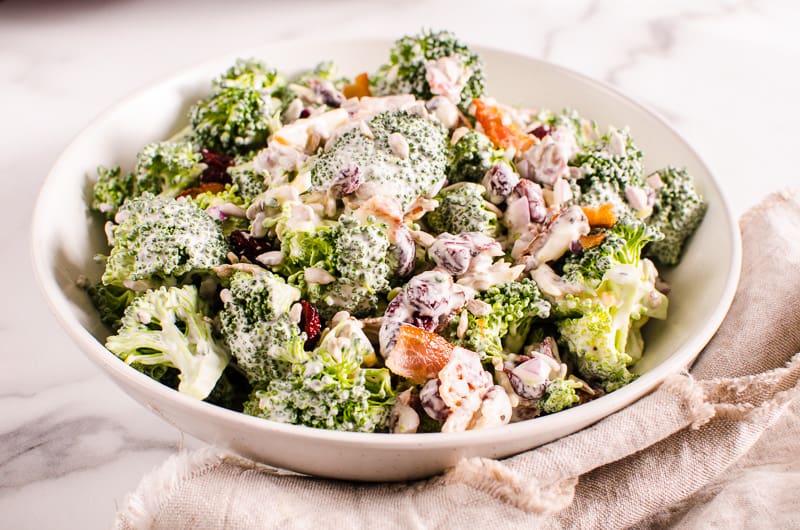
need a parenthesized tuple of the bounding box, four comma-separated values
(115, 191, 800, 530)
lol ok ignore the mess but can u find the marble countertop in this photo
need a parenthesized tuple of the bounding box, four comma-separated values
(2, 0, 797, 527)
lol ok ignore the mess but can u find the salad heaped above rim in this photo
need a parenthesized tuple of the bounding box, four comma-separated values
(83, 30, 707, 434)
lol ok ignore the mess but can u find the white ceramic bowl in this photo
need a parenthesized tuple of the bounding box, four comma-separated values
(32, 38, 741, 481)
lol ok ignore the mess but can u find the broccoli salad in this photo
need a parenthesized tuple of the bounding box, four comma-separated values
(84, 30, 706, 434)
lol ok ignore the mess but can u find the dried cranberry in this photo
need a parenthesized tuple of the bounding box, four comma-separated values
(299, 300, 323, 349)
(329, 164, 362, 197)
(505, 365, 548, 400)
(310, 79, 345, 108)
(535, 337, 556, 358)
(299, 108, 311, 119)
(530, 124, 552, 139)
(428, 237, 472, 275)
(513, 180, 548, 223)
(410, 314, 437, 332)
(200, 148, 234, 185)
(483, 163, 519, 203)
(228, 229, 271, 263)
(390, 227, 416, 278)
(419, 379, 449, 421)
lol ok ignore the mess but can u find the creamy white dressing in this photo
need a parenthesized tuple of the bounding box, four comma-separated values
(271, 108, 350, 152)
(424, 56, 472, 105)
(531, 205, 589, 266)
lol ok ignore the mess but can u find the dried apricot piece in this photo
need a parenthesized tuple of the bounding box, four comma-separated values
(176, 181, 226, 198)
(472, 98, 535, 152)
(385, 324, 455, 384)
(579, 232, 607, 250)
(342, 72, 371, 99)
(581, 203, 617, 228)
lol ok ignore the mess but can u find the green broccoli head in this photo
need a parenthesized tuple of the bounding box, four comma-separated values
(277, 222, 337, 278)
(330, 216, 392, 295)
(244, 317, 394, 432)
(105, 285, 229, 400)
(447, 129, 495, 183)
(190, 87, 275, 156)
(102, 194, 229, 289)
(134, 140, 205, 197)
(562, 216, 663, 287)
(373, 29, 485, 111)
(540, 377, 582, 414)
(189, 58, 286, 156)
(645, 166, 707, 266)
(556, 302, 635, 392)
(87, 281, 138, 331)
(452, 278, 551, 358)
(213, 58, 285, 93)
(219, 271, 307, 385)
(91, 165, 135, 220)
(311, 110, 448, 211)
(556, 262, 668, 392)
(425, 182, 499, 237)
(571, 128, 645, 216)
(90, 141, 206, 220)
(225, 155, 267, 203)
(284, 215, 393, 319)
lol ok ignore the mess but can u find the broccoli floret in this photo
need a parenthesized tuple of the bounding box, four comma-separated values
(373, 29, 485, 111)
(645, 166, 707, 266)
(102, 193, 229, 289)
(540, 377, 582, 414)
(447, 130, 496, 183)
(90, 141, 205, 220)
(276, 222, 337, 279)
(315, 219, 392, 318)
(87, 281, 138, 330)
(190, 59, 286, 156)
(226, 155, 267, 203)
(330, 216, 392, 292)
(244, 317, 394, 432)
(219, 271, 307, 385)
(105, 285, 229, 400)
(213, 58, 285, 93)
(556, 302, 635, 392)
(452, 278, 551, 358)
(571, 128, 645, 215)
(562, 216, 663, 287)
(190, 87, 275, 156)
(91, 165, 135, 220)
(311, 110, 448, 211)
(425, 183, 499, 237)
(556, 263, 668, 392)
(279, 215, 393, 319)
(133, 140, 205, 197)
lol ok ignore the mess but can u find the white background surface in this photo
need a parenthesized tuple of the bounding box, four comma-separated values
(2, 1, 798, 528)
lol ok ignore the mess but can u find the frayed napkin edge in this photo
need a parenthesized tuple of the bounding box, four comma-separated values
(114, 447, 226, 530)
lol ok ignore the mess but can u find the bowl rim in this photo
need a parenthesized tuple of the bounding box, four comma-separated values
(31, 36, 743, 449)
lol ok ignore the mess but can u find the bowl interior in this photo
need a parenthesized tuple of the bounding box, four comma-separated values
(32, 39, 741, 481)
